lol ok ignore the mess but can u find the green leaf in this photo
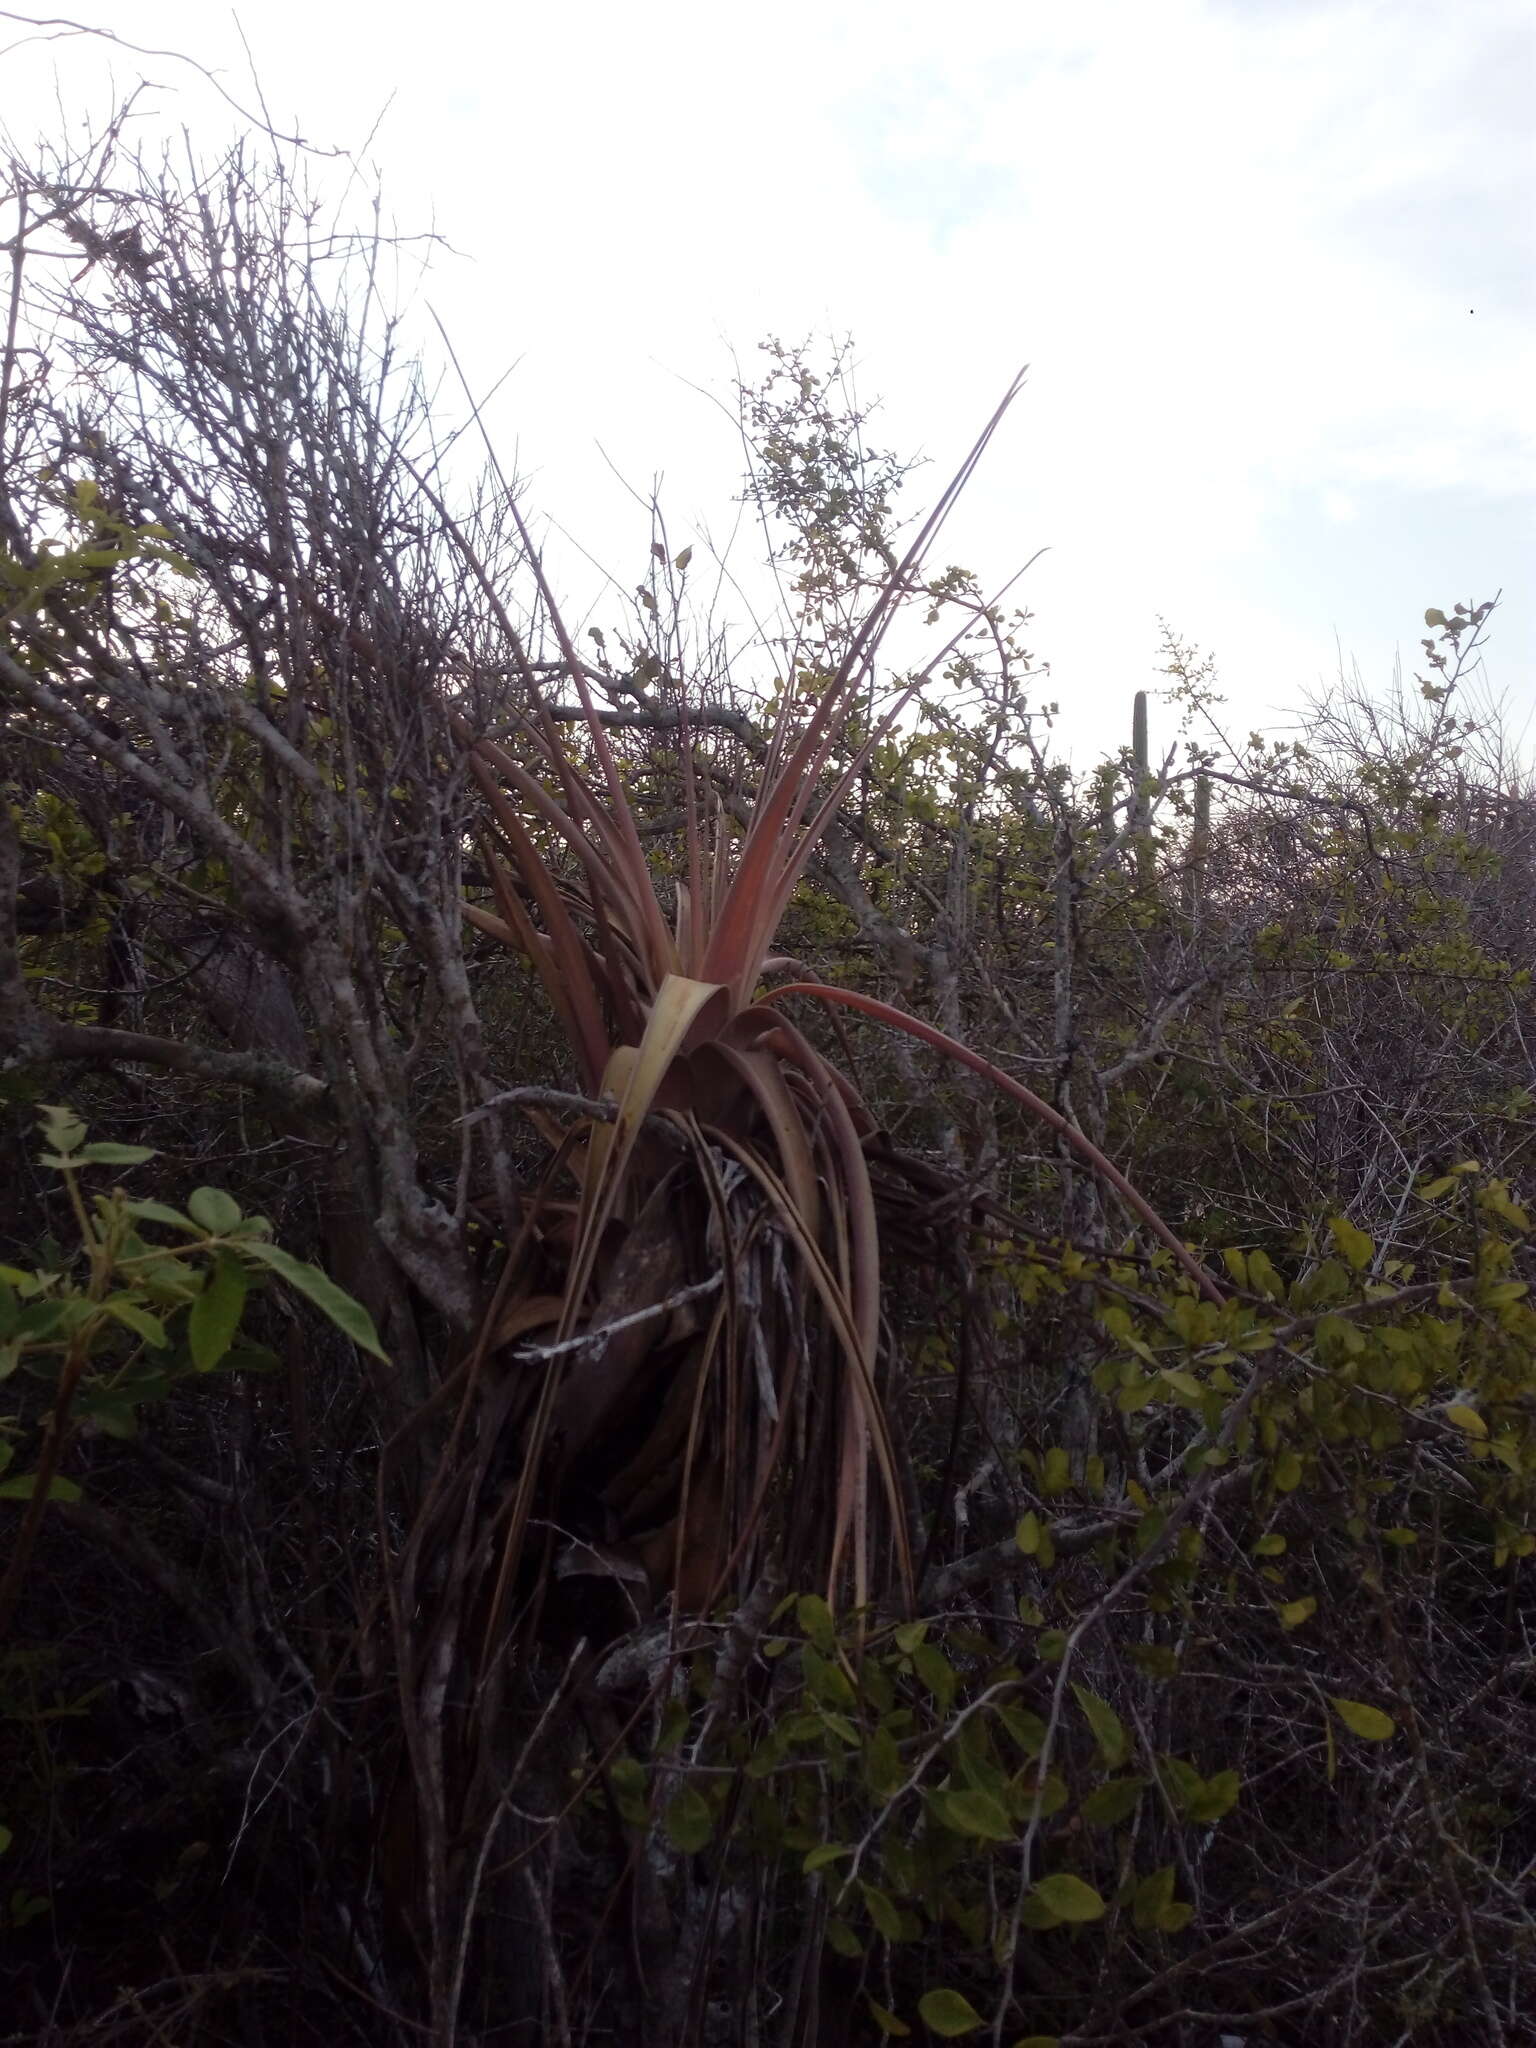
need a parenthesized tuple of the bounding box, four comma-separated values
(0, 1472, 82, 1503)
(1160, 1368, 1204, 1400)
(75, 1142, 156, 1166)
(187, 1186, 242, 1234)
(996, 1704, 1047, 1758)
(932, 1788, 1014, 1841)
(1184, 1768, 1241, 1822)
(655, 1697, 690, 1757)
(1328, 1216, 1373, 1272)
(0, 1823, 11, 1855)
(1013, 2038, 1061, 2048)
(102, 1296, 168, 1348)
(237, 1241, 387, 1359)
(825, 1917, 863, 1958)
(1132, 1865, 1177, 1930)
(38, 1105, 85, 1155)
(1273, 1448, 1303, 1493)
(1331, 1697, 1396, 1741)
(1424, 607, 1448, 627)
(188, 1253, 249, 1371)
(661, 1784, 712, 1852)
(1078, 1776, 1146, 1827)
(911, 1641, 957, 1709)
(80, 1395, 138, 1439)
(867, 1999, 910, 2037)
(1072, 1683, 1128, 1768)
(1031, 1873, 1105, 1923)
(1277, 1596, 1316, 1630)
(122, 1200, 198, 1232)
(1016, 1510, 1042, 1555)
(1443, 1403, 1486, 1438)
(803, 1843, 849, 1874)
(218, 1342, 281, 1375)
(606, 1755, 649, 1826)
(917, 1989, 984, 2037)
(796, 1592, 835, 1650)
(860, 1882, 904, 1942)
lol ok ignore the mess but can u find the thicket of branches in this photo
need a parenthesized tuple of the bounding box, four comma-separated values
(2, 115, 1534, 2048)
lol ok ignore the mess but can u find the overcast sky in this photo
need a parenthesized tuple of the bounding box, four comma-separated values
(4, 0, 1532, 759)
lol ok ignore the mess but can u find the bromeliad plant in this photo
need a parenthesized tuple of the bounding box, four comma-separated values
(433, 376, 1223, 1641)
(377, 385, 1229, 2041)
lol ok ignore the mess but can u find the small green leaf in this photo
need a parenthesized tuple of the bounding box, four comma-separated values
(1071, 1683, 1128, 1768)
(825, 1917, 863, 1958)
(996, 1704, 1047, 1758)
(81, 1397, 138, 1439)
(76, 1141, 157, 1166)
(1079, 1776, 1147, 1827)
(1031, 1873, 1105, 1923)
(1132, 1865, 1177, 1930)
(1444, 1404, 1487, 1438)
(1277, 1596, 1317, 1630)
(1328, 1216, 1373, 1272)
(238, 1242, 386, 1358)
(606, 1754, 649, 1825)
(911, 1641, 957, 1708)
(122, 1200, 198, 1232)
(1254, 1532, 1286, 1556)
(917, 1989, 984, 2036)
(1273, 1448, 1303, 1492)
(803, 1843, 849, 1874)
(1013, 2038, 1061, 2048)
(103, 1296, 168, 1348)
(860, 1881, 903, 1941)
(797, 1593, 835, 1649)
(1016, 1510, 1042, 1555)
(187, 1186, 242, 1234)
(1185, 1768, 1241, 1822)
(867, 1998, 910, 2037)
(188, 1253, 249, 1371)
(38, 1105, 86, 1155)
(655, 1698, 690, 1757)
(1331, 1697, 1396, 1741)
(0, 1472, 82, 1503)
(661, 1784, 712, 1852)
(932, 1788, 1014, 1841)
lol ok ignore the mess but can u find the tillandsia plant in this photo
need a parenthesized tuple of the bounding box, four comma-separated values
(443, 375, 1223, 1637)
(373, 378, 1234, 2037)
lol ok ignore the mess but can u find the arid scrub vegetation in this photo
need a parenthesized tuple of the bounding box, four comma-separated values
(2, 111, 1534, 2048)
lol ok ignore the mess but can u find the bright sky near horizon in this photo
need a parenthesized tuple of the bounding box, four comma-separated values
(3, 0, 1532, 760)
